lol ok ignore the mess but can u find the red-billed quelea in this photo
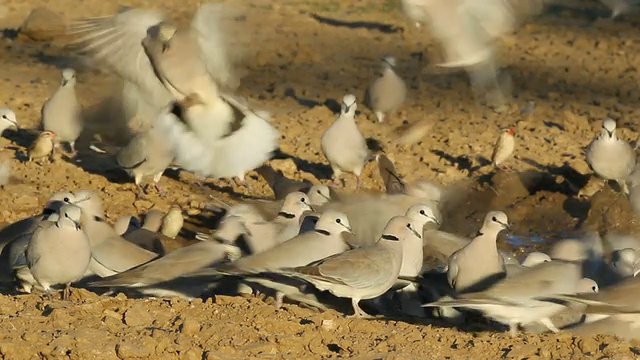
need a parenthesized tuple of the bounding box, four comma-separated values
(447, 211, 510, 293)
(586, 119, 636, 194)
(367, 56, 407, 123)
(321, 94, 369, 189)
(26, 203, 91, 299)
(491, 128, 515, 170)
(28, 131, 56, 164)
(41, 68, 83, 156)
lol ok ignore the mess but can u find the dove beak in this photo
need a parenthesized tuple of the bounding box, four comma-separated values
(409, 225, 421, 239)
(430, 216, 441, 226)
(341, 223, 353, 233)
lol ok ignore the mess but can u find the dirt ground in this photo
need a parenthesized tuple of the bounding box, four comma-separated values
(2, 0, 640, 358)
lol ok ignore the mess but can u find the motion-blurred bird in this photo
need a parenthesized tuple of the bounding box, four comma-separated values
(367, 55, 407, 123)
(321, 94, 369, 189)
(161, 207, 183, 239)
(41, 68, 83, 156)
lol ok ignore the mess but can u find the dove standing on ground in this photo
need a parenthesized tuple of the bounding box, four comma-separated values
(586, 119, 636, 193)
(367, 56, 407, 123)
(491, 128, 515, 170)
(155, 94, 280, 186)
(425, 260, 598, 336)
(447, 211, 510, 293)
(0, 108, 19, 136)
(28, 131, 56, 163)
(161, 207, 183, 239)
(321, 94, 369, 189)
(116, 125, 174, 195)
(274, 216, 417, 317)
(26, 203, 91, 299)
(67, 2, 254, 130)
(48, 190, 159, 277)
(41, 68, 83, 156)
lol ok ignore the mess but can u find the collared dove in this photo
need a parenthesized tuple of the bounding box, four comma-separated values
(505, 251, 551, 277)
(321, 94, 369, 189)
(426, 260, 598, 336)
(155, 93, 280, 185)
(570, 313, 640, 340)
(447, 211, 509, 293)
(67, 2, 251, 130)
(491, 128, 515, 170)
(28, 131, 56, 163)
(88, 240, 241, 299)
(47, 190, 159, 277)
(366, 56, 407, 123)
(376, 154, 405, 195)
(41, 68, 83, 156)
(0, 108, 19, 135)
(273, 216, 417, 317)
(26, 203, 91, 299)
(116, 125, 174, 195)
(586, 119, 636, 193)
(611, 248, 640, 277)
(255, 165, 334, 206)
(161, 207, 183, 239)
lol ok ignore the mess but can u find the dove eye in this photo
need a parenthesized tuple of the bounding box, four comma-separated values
(336, 218, 341, 224)
(492, 216, 497, 222)
(1, 115, 6, 120)
(63, 197, 70, 202)
(419, 210, 426, 215)
(300, 197, 306, 202)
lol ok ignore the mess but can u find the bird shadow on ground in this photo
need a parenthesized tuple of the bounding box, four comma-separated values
(430, 149, 482, 176)
(31, 51, 84, 70)
(3, 128, 38, 161)
(283, 88, 342, 113)
(1, 29, 19, 40)
(307, 13, 401, 34)
(272, 149, 333, 181)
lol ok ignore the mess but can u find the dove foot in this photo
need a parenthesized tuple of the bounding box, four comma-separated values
(539, 317, 560, 333)
(508, 322, 520, 338)
(348, 298, 374, 318)
(152, 183, 166, 198)
(275, 292, 285, 309)
(62, 284, 71, 301)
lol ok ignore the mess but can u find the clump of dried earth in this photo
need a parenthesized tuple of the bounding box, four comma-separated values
(1, 0, 640, 358)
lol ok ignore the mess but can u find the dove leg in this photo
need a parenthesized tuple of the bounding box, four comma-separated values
(539, 317, 560, 333)
(374, 111, 385, 123)
(331, 168, 343, 187)
(508, 322, 520, 337)
(275, 292, 285, 309)
(152, 172, 166, 197)
(68, 141, 78, 157)
(62, 283, 71, 301)
(348, 298, 373, 318)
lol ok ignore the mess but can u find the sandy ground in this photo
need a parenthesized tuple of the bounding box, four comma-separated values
(1, 0, 640, 358)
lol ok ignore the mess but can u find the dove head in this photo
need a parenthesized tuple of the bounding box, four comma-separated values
(405, 204, 439, 231)
(308, 184, 332, 206)
(0, 108, 18, 131)
(601, 118, 617, 139)
(57, 203, 83, 229)
(315, 210, 352, 235)
(520, 251, 551, 268)
(481, 211, 510, 234)
(47, 190, 104, 220)
(279, 191, 313, 219)
(380, 215, 421, 245)
(381, 55, 397, 69)
(341, 94, 358, 115)
(575, 278, 599, 294)
(157, 22, 178, 43)
(612, 248, 640, 277)
(61, 68, 76, 87)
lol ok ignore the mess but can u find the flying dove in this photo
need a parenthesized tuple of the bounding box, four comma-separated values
(41, 68, 83, 156)
(155, 94, 280, 186)
(321, 94, 370, 189)
(505, 251, 551, 277)
(366, 55, 407, 123)
(161, 207, 183, 239)
(255, 165, 333, 205)
(272, 216, 418, 317)
(425, 260, 598, 336)
(586, 119, 636, 194)
(26, 203, 91, 299)
(28, 131, 56, 164)
(67, 2, 252, 129)
(47, 190, 159, 277)
(570, 313, 640, 340)
(0, 108, 19, 136)
(120, 215, 167, 256)
(376, 154, 405, 195)
(491, 128, 515, 170)
(116, 125, 174, 196)
(447, 211, 509, 293)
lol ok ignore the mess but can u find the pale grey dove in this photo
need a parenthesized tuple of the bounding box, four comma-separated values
(366, 55, 407, 123)
(116, 125, 174, 195)
(26, 203, 91, 299)
(41, 68, 83, 156)
(0, 108, 19, 135)
(272, 215, 417, 317)
(586, 119, 636, 194)
(47, 190, 159, 277)
(491, 128, 515, 169)
(321, 94, 369, 189)
(505, 251, 551, 278)
(426, 260, 599, 336)
(447, 211, 509, 293)
(155, 93, 280, 185)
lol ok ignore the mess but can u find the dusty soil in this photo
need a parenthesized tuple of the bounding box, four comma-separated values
(1, 0, 640, 358)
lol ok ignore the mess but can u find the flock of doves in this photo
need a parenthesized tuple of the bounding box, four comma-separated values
(0, 0, 640, 341)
